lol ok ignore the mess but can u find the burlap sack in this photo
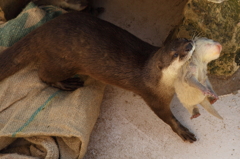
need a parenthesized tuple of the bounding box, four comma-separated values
(0, 3, 106, 159)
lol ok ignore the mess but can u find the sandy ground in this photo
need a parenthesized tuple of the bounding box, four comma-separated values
(84, 0, 240, 158)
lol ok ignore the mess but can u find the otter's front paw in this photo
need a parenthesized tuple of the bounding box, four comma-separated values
(175, 124, 197, 143)
(171, 119, 197, 143)
(52, 77, 84, 91)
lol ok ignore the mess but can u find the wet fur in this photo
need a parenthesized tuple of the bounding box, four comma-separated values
(0, 12, 197, 142)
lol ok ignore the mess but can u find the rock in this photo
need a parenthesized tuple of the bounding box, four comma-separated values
(175, 0, 240, 77)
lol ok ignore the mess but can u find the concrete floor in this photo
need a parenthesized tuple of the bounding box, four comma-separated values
(84, 0, 240, 158)
(85, 87, 240, 159)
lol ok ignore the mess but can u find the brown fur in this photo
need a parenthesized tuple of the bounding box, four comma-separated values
(0, 12, 196, 142)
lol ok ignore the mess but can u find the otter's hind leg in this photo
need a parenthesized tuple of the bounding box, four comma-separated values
(38, 67, 84, 91)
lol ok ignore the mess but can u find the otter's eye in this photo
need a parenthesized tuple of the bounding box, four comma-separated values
(173, 53, 179, 58)
(185, 43, 193, 52)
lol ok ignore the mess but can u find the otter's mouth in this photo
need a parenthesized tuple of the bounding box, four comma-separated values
(176, 40, 195, 62)
(180, 40, 195, 61)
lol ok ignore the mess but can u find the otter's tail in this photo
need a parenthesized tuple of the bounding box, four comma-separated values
(200, 98, 223, 119)
(0, 41, 34, 81)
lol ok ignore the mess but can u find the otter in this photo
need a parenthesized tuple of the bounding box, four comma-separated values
(175, 37, 223, 119)
(0, 12, 196, 142)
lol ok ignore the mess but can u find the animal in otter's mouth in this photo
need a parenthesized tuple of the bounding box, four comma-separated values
(0, 12, 196, 142)
(175, 37, 222, 119)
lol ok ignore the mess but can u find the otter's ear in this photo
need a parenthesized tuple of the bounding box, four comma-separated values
(157, 62, 164, 70)
(163, 27, 178, 45)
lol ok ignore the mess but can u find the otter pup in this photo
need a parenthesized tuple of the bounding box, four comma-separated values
(0, 12, 196, 142)
(175, 37, 223, 119)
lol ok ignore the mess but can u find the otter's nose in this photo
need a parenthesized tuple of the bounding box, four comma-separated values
(185, 43, 193, 52)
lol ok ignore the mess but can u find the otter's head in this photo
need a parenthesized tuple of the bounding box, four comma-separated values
(159, 38, 195, 70)
(194, 37, 222, 63)
(158, 38, 195, 86)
